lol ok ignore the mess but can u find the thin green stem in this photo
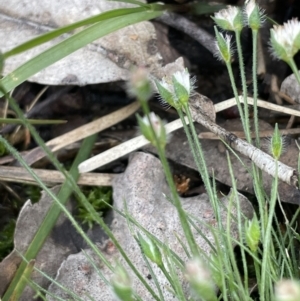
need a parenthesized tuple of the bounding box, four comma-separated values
(253, 257, 261, 292)
(225, 196, 246, 300)
(288, 58, 300, 85)
(140, 101, 199, 257)
(227, 57, 267, 230)
(1, 135, 106, 301)
(234, 30, 267, 241)
(183, 105, 216, 212)
(1, 88, 162, 301)
(177, 108, 215, 205)
(226, 61, 246, 133)
(159, 263, 185, 301)
(260, 162, 279, 301)
(226, 152, 248, 297)
(252, 165, 266, 240)
(235, 30, 251, 143)
(0, 86, 94, 212)
(252, 29, 260, 148)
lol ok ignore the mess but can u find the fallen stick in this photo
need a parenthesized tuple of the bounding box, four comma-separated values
(78, 95, 300, 188)
(189, 94, 298, 188)
(199, 128, 300, 139)
(0, 166, 114, 186)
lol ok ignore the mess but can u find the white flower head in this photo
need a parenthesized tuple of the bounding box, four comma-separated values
(213, 6, 243, 31)
(275, 279, 300, 301)
(283, 18, 300, 48)
(244, 0, 265, 29)
(270, 18, 300, 61)
(126, 66, 152, 101)
(139, 112, 168, 148)
(245, 0, 256, 16)
(141, 112, 161, 135)
(185, 258, 216, 300)
(172, 68, 196, 105)
(173, 69, 191, 93)
(155, 77, 178, 109)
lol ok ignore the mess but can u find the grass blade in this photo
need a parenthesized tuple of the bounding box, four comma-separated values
(0, 8, 163, 97)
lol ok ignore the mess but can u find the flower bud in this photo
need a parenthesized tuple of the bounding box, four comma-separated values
(127, 66, 153, 102)
(155, 78, 180, 109)
(111, 263, 133, 301)
(270, 123, 284, 160)
(185, 257, 217, 301)
(214, 27, 233, 63)
(137, 112, 167, 149)
(138, 233, 163, 266)
(245, 214, 260, 253)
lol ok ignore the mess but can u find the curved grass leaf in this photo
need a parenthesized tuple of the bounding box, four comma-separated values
(0, 8, 164, 97)
(3, 7, 148, 58)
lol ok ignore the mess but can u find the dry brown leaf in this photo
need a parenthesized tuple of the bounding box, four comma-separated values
(0, 1, 176, 85)
(47, 152, 254, 300)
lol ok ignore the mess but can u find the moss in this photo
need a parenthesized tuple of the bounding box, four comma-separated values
(76, 186, 112, 229)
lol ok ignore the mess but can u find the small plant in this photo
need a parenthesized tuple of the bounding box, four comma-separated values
(0, 219, 15, 261)
(76, 186, 112, 229)
(24, 184, 42, 204)
(1, 0, 300, 300)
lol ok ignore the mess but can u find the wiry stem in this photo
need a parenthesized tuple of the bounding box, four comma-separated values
(235, 30, 251, 143)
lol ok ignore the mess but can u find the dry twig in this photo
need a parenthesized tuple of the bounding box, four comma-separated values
(79, 94, 300, 187)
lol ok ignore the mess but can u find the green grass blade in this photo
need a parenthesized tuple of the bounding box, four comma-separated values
(0, 118, 66, 125)
(10, 260, 35, 301)
(2, 135, 96, 301)
(109, 0, 149, 8)
(0, 9, 163, 97)
(3, 7, 149, 58)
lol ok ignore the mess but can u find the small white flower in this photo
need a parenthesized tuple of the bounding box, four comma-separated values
(270, 19, 300, 61)
(275, 279, 300, 301)
(213, 6, 243, 31)
(185, 258, 217, 300)
(139, 112, 167, 148)
(155, 78, 178, 109)
(142, 112, 160, 132)
(126, 66, 152, 101)
(244, 0, 256, 18)
(244, 0, 265, 29)
(215, 6, 239, 26)
(172, 69, 196, 105)
(173, 69, 191, 94)
(284, 18, 300, 47)
(274, 19, 300, 47)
